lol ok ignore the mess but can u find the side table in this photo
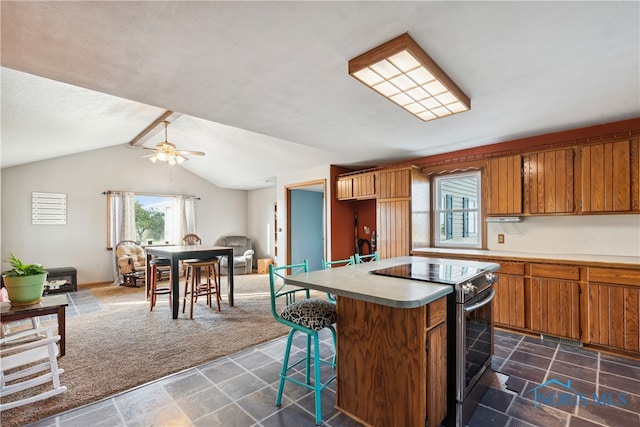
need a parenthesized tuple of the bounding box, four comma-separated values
(0, 294, 69, 356)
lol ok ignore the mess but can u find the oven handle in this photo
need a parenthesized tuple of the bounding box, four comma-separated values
(463, 289, 495, 312)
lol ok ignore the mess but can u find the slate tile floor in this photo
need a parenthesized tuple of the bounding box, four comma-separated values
(26, 292, 640, 427)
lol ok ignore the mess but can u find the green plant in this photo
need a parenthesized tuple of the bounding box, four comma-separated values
(2, 253, 47, 277)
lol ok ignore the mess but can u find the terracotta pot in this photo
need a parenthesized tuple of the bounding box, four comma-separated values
(2, 273, 48, 306)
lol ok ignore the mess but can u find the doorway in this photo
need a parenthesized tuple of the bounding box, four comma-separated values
(286, 180, 326, 271)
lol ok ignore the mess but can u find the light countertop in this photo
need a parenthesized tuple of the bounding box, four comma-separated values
(412, 248, 640, 269)
(283, 256, 499, 309)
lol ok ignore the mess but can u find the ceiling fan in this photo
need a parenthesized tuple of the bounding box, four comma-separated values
(142, 121, 205, 165)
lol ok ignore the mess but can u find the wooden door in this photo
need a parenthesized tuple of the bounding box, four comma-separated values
(377, 200, 411, 258)
(524, 148, 575, 214)
(486, 155, 522, 215)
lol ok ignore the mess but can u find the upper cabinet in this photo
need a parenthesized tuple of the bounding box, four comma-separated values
(524, 148, 575, 214)
(580, 139, 640, 213)
(376, 166, 428, 259)
(336, 172, 376, 200)
(485, 155, 522, 215)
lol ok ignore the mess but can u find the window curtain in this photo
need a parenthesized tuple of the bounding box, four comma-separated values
(173, 196, 197, 243)
(107, 191, 136, 285)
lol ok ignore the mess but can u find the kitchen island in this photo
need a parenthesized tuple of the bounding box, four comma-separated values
(283, 256, 500, 427)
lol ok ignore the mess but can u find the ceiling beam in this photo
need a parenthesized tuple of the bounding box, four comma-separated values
(127, 110, 182, 147)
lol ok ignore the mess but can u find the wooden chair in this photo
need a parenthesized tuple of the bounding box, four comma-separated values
(321, 256, 355, 303)
(149, 257, 172, 311)
(182, 259, 221, 318)
(182, 233, 202, 245)
(355, 252, 379, 263)
(269, 261, 337, 425)
(0, 325, 67, 411)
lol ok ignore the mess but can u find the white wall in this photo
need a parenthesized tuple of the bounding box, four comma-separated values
(1, 145, 248, 283)
(486, 215, 640, 257)
(276, 165, 331, 266)
(247, 186, 276, 262)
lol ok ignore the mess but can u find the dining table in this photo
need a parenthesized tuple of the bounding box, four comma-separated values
(145, 245, 234, 319)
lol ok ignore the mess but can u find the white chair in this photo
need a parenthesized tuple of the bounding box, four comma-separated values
(0, 325, 67, 410)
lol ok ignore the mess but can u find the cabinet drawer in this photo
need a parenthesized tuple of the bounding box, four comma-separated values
(426, 297, 446, 328)
(589, 267, 640, 286)
(530, 264, 580, 281)
(493, 261, 525, 275)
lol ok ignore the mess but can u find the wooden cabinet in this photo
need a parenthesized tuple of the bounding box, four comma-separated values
(335, 176, 353, 200)
(335, 172, 376, 200)
(492, 261, 526, 328)
(524, 148, 575, 214)
(527, 264, 582, 340)
(376, 166, 428, 259)
(580, 139, 640, 213)
(336, 295, 447, 427)
(485, 155, 522, 215)
(587, 267, 640, 353)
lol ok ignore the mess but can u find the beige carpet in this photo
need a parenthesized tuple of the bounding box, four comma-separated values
(1, 273, 292, 427)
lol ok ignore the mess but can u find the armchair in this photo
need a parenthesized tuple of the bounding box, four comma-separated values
(115, 240, 146, 287)
(217, 236, 254, 275)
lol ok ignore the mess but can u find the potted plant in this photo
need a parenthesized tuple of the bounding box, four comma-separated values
(2, 253, 48, 306)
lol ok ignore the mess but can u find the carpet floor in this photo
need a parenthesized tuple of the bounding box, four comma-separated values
(1, 273, 292, 427)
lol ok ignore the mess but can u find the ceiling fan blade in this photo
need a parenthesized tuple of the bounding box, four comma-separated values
(177, 150, 205, 156)
(142, 146, 158, 151)
(141, 153, 156, 158)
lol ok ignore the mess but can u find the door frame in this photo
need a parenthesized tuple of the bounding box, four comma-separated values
(285, 179, 327, 266)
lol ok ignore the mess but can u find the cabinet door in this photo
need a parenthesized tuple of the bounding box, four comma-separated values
(587, 267, 640, 353)
(352, 173, 376, 199)
(494, 272, 526, 328)
(581, 139, 639, 213)
(486, 155, 522, 215)
(377, 168, 411, 199)
(336, 177, 353, 200)
(377, 200, 411, 258)
(426, 322, 447, 427)
(524, 148, 575, 214)
(528, 264, 581, 340)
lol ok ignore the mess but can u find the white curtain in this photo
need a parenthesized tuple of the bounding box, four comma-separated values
(108, 191, 136, 285)
(173, 195, 197, 243)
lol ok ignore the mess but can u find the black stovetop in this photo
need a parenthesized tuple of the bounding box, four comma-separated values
(370, 261, 485, 285)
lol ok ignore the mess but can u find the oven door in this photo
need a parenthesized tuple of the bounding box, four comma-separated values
(456, 287, 495, 402)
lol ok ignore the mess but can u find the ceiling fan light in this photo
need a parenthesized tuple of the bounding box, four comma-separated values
(168, 157, 176, 166)
(176, 155, 186, 164)
(149, 154, 158, 163)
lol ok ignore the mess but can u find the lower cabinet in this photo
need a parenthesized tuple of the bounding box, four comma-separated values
(527, 264, 582, 340)
(336, 296, 447, 427)
(492, 262, 526, 329)
(587, 267, 640, 353)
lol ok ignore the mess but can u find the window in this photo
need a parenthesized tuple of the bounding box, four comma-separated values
(106, 191, 197, 249)
(434, 171, 480, 248)
(135, 195, 172, 245)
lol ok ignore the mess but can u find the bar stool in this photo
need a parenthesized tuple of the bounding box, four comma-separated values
(182, 259, 221, 318)
(149, 257, 171, 311)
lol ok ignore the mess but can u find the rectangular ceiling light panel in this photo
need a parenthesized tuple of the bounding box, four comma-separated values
(349, 33, 470, 122)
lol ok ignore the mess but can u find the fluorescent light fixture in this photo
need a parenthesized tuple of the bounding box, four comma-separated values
(485, 217, 523, 223)
(349, 33, 470, 121)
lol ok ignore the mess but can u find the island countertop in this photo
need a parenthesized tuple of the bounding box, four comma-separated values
(283, 256, 500, 309)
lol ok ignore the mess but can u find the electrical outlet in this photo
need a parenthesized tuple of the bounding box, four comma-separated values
(497, 234, 505, 244)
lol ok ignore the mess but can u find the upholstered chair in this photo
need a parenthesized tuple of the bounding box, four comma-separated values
(217, 236, 254, 275)
(115, 240, 146, 286)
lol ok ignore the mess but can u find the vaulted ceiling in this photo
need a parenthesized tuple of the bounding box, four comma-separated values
(2, 1, 638, 190)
